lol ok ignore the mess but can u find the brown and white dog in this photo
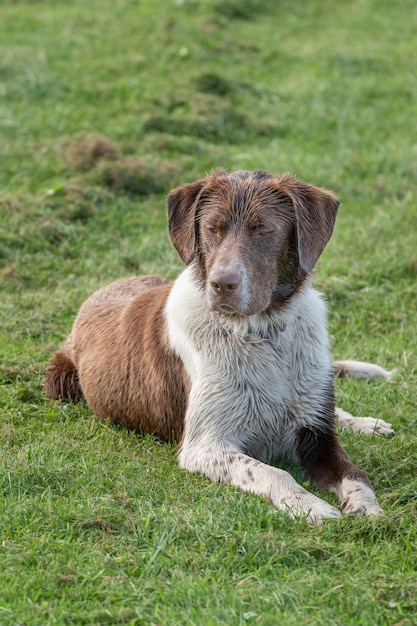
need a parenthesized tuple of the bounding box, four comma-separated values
(45, 170, 394, 523)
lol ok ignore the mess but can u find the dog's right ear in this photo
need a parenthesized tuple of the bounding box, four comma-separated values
(167, 179, 207, 264)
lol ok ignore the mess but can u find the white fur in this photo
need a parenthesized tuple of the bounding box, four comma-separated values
(334, 360, 396, 380)
(335, 477, 383, 516)
(165, 265, 345, 523)
(166, 266, 332, 457)
(335, 408, 394, 436)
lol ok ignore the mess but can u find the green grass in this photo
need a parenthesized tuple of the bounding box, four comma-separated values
(1, 0, 416, 623)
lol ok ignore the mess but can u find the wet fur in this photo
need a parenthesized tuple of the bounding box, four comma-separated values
(45, 170, 391, 523)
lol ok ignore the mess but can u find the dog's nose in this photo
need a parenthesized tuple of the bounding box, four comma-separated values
(209, 268, 240, 294)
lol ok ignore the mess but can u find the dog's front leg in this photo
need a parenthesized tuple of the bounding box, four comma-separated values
(296, 427, 383, 517)
(178, 440, 341, 524)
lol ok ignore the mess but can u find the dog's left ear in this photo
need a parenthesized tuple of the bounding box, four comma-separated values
(167, 179, 207, 264)
(277, 173, 340, 273)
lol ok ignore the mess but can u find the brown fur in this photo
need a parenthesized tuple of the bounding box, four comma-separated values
(168, 170, 339, 312)
(46, 277, 188, 441)
(46, 170, 340, 437)
(45, 350, 84, 402)
(45, 170, 384, 522)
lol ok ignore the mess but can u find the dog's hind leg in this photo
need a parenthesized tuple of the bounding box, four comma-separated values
(335, 407, 394, 436)
(333, 360, 396, 435)
(45, 342, 84, 402)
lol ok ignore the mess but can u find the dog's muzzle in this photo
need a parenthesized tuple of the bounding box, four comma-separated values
(207, 261, 249, 314)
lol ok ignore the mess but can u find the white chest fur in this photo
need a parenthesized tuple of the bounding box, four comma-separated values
(165, 266, 333, 462)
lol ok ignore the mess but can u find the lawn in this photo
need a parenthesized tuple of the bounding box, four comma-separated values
(0, 0, 416, 624)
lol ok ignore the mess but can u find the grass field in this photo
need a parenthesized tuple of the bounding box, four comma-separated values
(1, 0, 416, 624)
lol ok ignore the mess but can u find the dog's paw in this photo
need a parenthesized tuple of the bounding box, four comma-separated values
(343, 499, 384, 517)
(336, 408, 394, 436)
(280, 489, 342, 525)
(340, 479, 383, 517)
(350, 416, 394, 437)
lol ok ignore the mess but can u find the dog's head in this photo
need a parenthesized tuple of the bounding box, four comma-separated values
(167, 170, 339, 316)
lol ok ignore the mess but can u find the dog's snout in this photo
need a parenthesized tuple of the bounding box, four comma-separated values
(209, 267, 241, 294)
(207, 261, 248, 313)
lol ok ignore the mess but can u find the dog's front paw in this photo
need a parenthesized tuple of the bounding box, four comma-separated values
(340, 479, 383, 517)
(343, 500, 383, 517)
(280, 489, 342, 525)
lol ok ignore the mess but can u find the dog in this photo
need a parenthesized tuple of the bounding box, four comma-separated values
(45, 170, 394, 523)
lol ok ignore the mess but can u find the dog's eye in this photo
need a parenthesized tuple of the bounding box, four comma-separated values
(206, 224, 225, 235)
(249, 223, 273, 236)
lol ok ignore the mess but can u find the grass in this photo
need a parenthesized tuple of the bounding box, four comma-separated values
(1, 0, 416, 623)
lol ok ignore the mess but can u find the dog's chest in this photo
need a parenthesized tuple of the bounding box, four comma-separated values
(165, 269, 332, 459)
(189, 323, 328, 460)
(196, 320, 315, 409)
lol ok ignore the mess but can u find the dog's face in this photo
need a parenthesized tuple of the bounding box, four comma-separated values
(167, 170, 339, 316)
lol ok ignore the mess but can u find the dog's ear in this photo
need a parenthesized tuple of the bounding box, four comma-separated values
(167, 179, 207, 264)
(277, 173, 340, 273)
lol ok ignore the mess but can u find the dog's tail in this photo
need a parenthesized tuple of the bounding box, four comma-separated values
(45, 346, 84, 402)
(333, 360, 396, 381)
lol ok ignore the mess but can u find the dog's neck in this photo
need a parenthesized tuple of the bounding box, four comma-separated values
(268, 275, 310, 312)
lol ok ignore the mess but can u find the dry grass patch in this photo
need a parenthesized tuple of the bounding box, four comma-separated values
(64, 133, 120, 172)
